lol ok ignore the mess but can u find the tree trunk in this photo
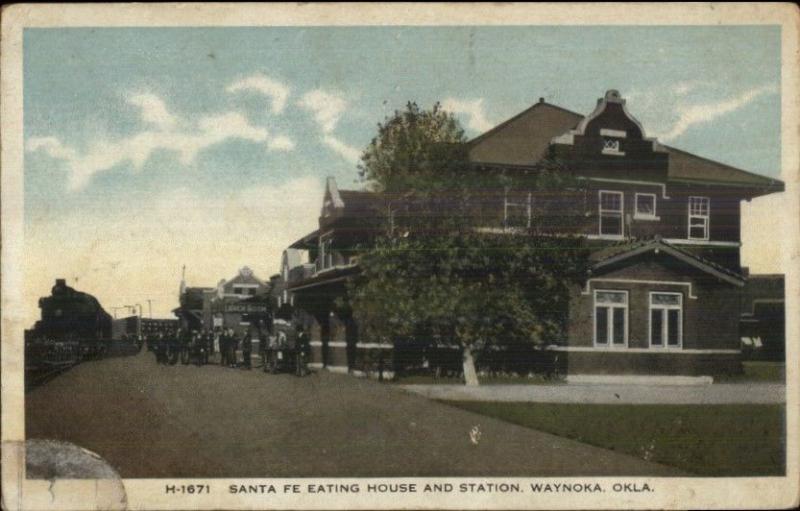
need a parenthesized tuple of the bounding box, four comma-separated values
(462, 348, 479, 386)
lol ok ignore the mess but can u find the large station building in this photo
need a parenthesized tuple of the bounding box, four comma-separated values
(276, 90, 784, 379)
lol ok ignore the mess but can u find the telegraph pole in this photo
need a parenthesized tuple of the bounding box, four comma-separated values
(135, 303, 143, 338)
(147, 299, 153, 319)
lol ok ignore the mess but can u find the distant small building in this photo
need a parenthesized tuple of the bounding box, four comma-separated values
(174, 266, 270, 336)
(173, 285, 213, 333)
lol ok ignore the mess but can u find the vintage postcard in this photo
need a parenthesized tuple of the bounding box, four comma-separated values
(2, 3, 798, 510)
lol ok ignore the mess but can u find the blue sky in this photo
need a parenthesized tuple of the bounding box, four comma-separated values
(22, 25, 782, 320)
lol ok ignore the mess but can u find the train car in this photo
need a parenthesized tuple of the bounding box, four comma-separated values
(27, 279, 113, 361)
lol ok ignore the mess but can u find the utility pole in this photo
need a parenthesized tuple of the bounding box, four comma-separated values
(135, 303, 143, 339)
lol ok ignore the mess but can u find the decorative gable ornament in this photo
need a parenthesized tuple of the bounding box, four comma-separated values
(551, 89, 666, 154)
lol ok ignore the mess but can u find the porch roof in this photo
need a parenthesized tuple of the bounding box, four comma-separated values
(590, 237, 745, 287)
(286, 265, 359, 292)
(289, 229, 320, 249)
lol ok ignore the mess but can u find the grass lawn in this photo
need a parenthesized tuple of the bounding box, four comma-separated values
(444, 401, 785, 477)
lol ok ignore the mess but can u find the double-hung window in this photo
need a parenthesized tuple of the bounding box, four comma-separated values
(594, 290, 628, 347)
(635, 193, 657, 220)
(688, 196, 710, 240)
(649, 292, 683, 348)
(599, 191, 624, 237)
(504, 190, 532, 229)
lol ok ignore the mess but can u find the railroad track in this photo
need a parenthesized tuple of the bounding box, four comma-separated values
(25, 359, 82, 390)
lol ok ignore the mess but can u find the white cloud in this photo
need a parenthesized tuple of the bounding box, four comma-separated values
(27, 93, 278, 191)
(442, 97, 494, 133)
(25, 136, 78, 161)
(298, 89, 347, 134)
(627, 82, 778, 143)
(127, 93, 178, 130)
(654, 84, 777, 141)
(226, 74, 290, 115)
(267, 135, 296, 152)
(298, 89, 361, 164)
(322, 135, 361, 164)
(671, 81, 706, 97)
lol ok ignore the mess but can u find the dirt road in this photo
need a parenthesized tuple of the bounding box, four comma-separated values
(26, 349, 683, 478)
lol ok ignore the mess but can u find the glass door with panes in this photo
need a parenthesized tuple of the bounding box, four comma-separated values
(649, 292, 682, 348)
(594, 290, 628, 347)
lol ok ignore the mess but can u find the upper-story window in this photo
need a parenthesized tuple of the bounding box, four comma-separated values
(504, 190, 532, 229)
(232, 286, 256, 296)
(634, 193, 657, 220)
(599, 190, 624, 237)
(688, 196, 710, 240)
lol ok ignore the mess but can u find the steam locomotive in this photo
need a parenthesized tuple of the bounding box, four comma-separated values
(25, 279, 113, 376)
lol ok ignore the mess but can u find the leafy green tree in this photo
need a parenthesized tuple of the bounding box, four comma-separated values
(348, 103, 589, 385)
(348, 230, 588, 385)
(358, 102, 469, 194)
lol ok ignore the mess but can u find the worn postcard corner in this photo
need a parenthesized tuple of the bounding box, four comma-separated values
(2, 2, 799, 510)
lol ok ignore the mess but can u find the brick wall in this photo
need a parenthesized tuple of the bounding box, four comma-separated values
(568, 255, 741, 351)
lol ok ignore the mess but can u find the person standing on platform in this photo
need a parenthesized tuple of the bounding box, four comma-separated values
(219, 328, 228, 366)
(155, 332, 167, 364)
(212, 328, 220, 362)
(227, 328, 238, 368)
(241, 330, 252, 370)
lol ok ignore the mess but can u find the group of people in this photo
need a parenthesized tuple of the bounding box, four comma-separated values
(147, 328, 255, 368)
(146, 322, 308, 372)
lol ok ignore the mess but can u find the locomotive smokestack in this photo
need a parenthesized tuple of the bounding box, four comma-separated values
(55, 279, 66, 287)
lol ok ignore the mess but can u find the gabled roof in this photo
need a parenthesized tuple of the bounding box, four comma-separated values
(225, 268, 266, 287)
(590, 238, 745, 287)
(338, 189, 383, 214)
(663, 146, 782, 189)
(468, 101, 582, 167)
(467, 98, 783, 193)
(290, 183, 384, 249)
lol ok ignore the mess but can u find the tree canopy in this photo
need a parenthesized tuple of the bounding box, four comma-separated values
(358, 102, 469, 194)
(348, 232, 588, 349)
(348, 102, 589, 383)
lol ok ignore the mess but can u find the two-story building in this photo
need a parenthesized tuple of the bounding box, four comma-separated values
(286, 183, 388, 373)
(174, 266, 271, 337)
(286, 90, 783, 379)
